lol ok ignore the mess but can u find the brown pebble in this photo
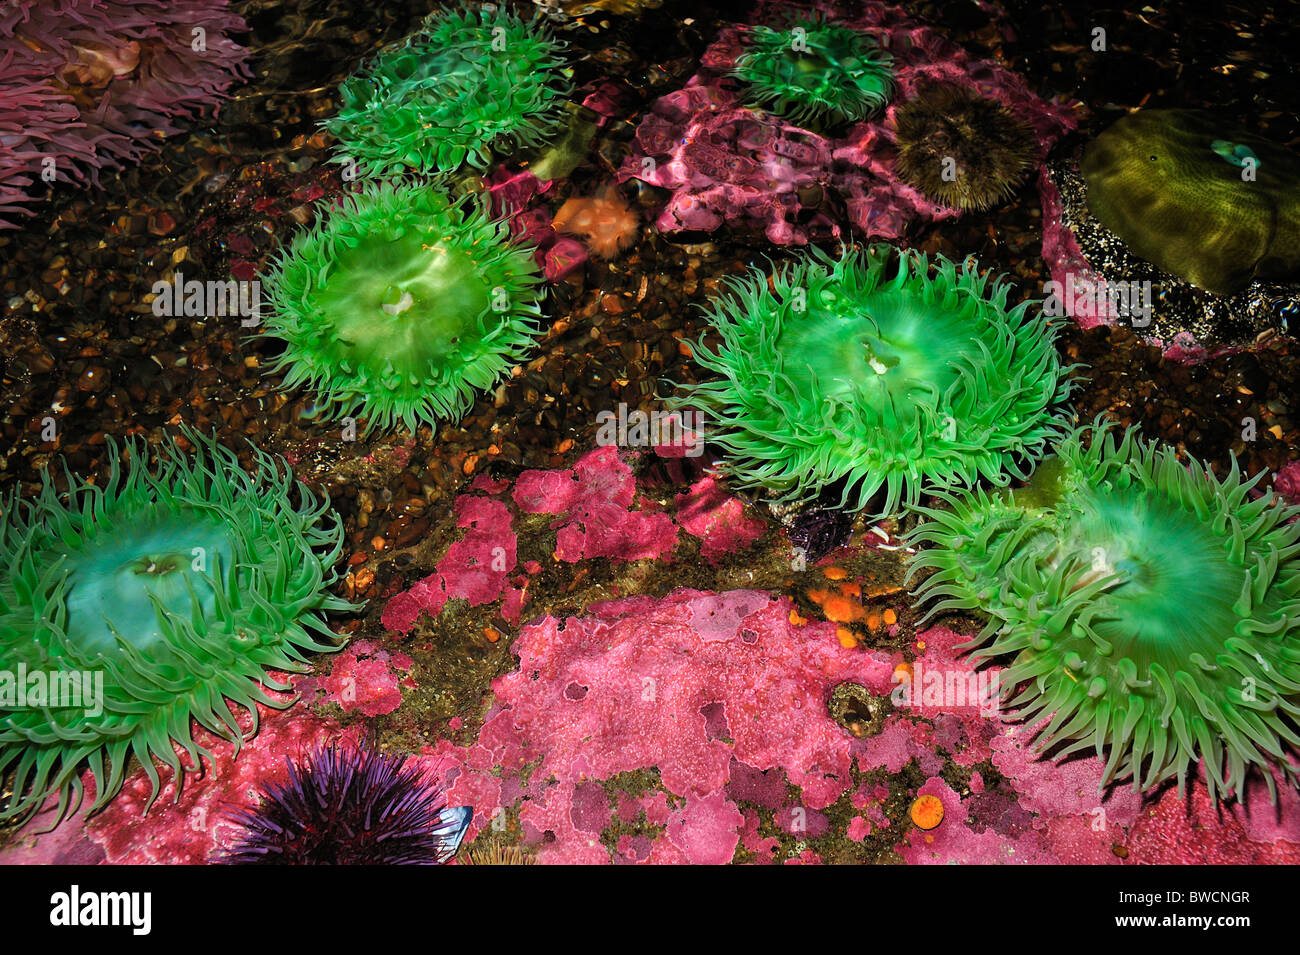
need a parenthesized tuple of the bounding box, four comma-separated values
(348, 568, 375, 597)
(77, 366, 109, 392)
(392, 517, 429, 549)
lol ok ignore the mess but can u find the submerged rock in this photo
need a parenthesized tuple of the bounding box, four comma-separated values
(1082, 109, 1300, 296)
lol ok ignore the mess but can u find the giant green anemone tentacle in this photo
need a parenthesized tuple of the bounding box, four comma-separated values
(730, 17, 894, 127)
(907, 420, 1300, 804)
(324, 3, 572, 177)
(0, 429, 357, 825)
(672, 243, 1076, 515)
(260, 179, 546, 435)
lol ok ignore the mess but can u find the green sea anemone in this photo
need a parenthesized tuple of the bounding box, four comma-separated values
(893, 84, 1037, 211)
(261, 179, 546, 434)
(1080, 109, 1300, 295)
(673, 244, 1074, 515)
(908, 422, 1300, 803)
(730, 17, 894, 127)
(324, 3, 572, 177)
(0, 429, 355, 824)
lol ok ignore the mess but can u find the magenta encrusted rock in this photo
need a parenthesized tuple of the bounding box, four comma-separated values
(618, 0, 1075, 245)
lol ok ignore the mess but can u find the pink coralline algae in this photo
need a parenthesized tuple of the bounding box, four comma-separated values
(674, 475, 766, 563)
(0, 0, 250, 227)
(488, 166, 588, 281)
(1038, 165, 1117, 332)
(513, 446, 679, 562)
(375, 457, 1295, 864)
(665, 791, 746, 865)
(855, 625, 1141, 864)
(618, 0, 1075, 245)
(381, 494, 522, 633)
(873, 629, 1298, 865)
(784, 848, 824, 864)
(1274, 460, 1300, 508)
(989, 722, 1142, 829)
(295, 639, 414, 717)
(0, 698, 358, 865)
(0, 637, 414, 865)
(382, 445, 765, 637)
(1125, 770, 1300, 865)
(427, 588, 899, 864)
(866, 625, 999, 772)
(90, 714, 360, 865)
(0, 650, 419, 864)
(900, 775, 1058, 865)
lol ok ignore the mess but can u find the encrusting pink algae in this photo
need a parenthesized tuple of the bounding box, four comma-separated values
(4, 441, 1296, 865)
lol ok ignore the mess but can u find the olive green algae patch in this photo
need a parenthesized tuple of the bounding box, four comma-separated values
(1082, 109, 1300, 296)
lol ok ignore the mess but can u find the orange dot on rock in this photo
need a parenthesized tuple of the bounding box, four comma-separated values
(883, 608, 897, 625)
(836, 627, 858, 649)
(823, 595, 857, 624)
(822, 566, 849, 580)
(789, 608, 808, 626)
(910, 794, 944, 830)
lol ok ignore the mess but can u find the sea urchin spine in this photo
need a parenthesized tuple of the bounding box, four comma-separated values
(217, 744, 472, 865)
(908, 422, 1300, 803)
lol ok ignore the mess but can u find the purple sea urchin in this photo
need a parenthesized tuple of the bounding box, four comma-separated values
(0, 0, 249, 227)
(261, 180, 546, 434)
(730, 17, 894, 127)
(674, 244, 1074, 515)
(217, 745, 471, 865)
(893, 84, 1037, 211)
(908, 422, 1300, 803)
(0, 429, 354, 824)
(324, 3, 571, 178)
